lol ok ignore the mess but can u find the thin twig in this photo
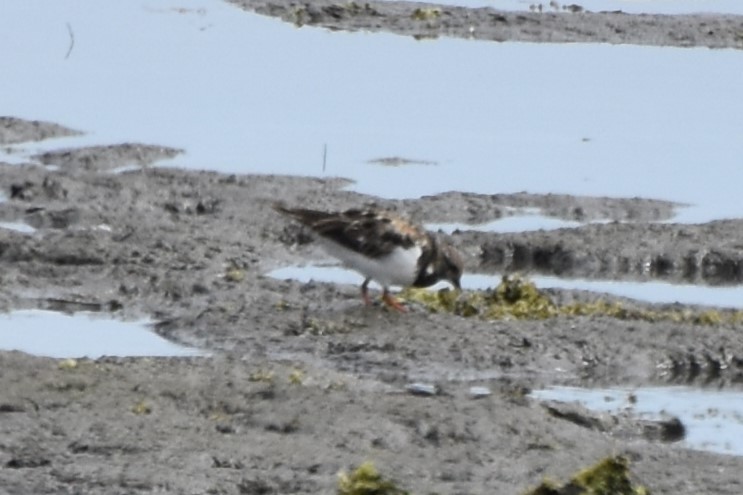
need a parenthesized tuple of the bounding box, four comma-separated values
(65, 22, 75, 59)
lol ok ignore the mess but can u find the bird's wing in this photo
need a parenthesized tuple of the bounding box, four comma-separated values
(285, 207, 429, 259)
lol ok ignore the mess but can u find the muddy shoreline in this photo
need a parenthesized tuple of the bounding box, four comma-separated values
(3, 2, 743, 493)
(229, 0, 743, 50)
(3, 130, 743, 493)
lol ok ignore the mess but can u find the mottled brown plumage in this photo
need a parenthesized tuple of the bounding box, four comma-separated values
(274, 204, 463, 311)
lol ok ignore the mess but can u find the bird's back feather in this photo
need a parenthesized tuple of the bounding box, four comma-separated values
(274, 204, 428, 259)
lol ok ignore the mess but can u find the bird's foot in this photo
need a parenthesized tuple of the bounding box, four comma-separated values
(382, 291, 408, 313)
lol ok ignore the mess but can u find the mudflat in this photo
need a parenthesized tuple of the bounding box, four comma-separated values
(2, 2, 743, 494)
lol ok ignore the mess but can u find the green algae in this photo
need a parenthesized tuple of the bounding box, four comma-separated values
(400, 275, 558, 321)
(411, 7, 441, 20)
(336, 457, 645, 495)
(337, 461, 410, 495)
(224, 266, 244, 283)
(525, 456, 649, 495)
(400, 275, 743, 326)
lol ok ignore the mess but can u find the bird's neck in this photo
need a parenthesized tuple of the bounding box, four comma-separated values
(412, 236, 442, 288)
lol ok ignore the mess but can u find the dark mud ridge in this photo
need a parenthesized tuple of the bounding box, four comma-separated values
(229, 0, 743, 50)
(471, 220, 743, 285)
(3, 117, 743, 493)
(0, 117, 82, 145)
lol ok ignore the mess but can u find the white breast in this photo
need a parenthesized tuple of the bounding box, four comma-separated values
(319, 240, 421, 288)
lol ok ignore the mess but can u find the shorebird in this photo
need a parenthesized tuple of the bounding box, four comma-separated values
(274, 204, 462, 312)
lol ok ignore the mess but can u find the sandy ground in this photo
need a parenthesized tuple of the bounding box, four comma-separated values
(2, 2, 743, 494)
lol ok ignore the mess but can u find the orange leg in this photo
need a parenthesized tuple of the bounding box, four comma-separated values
(382, 289, 408, 313)
(361, 278, 372, 306)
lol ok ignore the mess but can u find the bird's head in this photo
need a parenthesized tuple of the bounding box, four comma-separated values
(440, 243, 463, 291)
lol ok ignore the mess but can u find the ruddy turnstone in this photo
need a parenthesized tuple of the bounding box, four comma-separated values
(274, 204, 463, 312)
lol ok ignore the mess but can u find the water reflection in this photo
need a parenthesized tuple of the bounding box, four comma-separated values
(0, 222, 35, 234)
(427, 214, 584, 234)
(268, 264, 743, 309)
(531, 386, 743, 456)
(1, 1, 742, 223)
(0, 309, 203, 358)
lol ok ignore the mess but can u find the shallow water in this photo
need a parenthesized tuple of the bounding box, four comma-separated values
(530, 275, 743, 308)
(531, 386, 743, 456)
(0, 309, 203, 358)
(268, 264, 743, 309)
(3, 2, 742, 469)
(427, 214, 584, 234)
(0, 221, 36, 234)
(1, 1, 742, 223)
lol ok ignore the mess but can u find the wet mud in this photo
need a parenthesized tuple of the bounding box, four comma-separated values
(3, 2, 743, 492)
(229, 0, 743, 50)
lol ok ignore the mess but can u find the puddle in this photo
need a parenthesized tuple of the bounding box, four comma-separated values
(402, 0, 743, 15)
(0, 221, 36, 234)
(0, 147, 30, 166)
(110, 164, 147, 174)
(1, 1, 743, 223)
(269, 264, 743, 309)
(0, 309, 203, 358)
(529, 275, 743, 308)
(427, 214, 584, 234)
(531, 386, 743, 456)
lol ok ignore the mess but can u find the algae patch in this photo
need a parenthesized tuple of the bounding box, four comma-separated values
(338, 461, 409, 495)
(131, 399, 153, 415)
(526, 456, 649, 495)
(401, 275, 743, 326)
(411, 7, 441, 21)
(224, 265, 245, 283)
(335, 457, 644, 495)
(400, 275, 557, 320)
